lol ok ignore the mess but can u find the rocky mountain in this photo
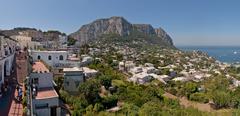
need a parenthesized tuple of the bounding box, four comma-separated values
(69, 16, 174, 47)
(0, 27, 66, 42)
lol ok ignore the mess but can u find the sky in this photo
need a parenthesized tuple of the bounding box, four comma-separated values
(0, 0, 240, 46)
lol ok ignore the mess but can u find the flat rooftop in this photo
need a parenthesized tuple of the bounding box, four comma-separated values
(36, 87, 58, 99)
(67, 57, 80, 61)
(32, 61, 49, 73)
(63, 67, 83, 72)
(30, 50, 68, 53)
(83, 67, 98, 73)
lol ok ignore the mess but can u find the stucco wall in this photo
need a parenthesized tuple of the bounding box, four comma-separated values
(33, 97, 59, 116)
(30, 72, 53, 88)
(30, 51, 68, 67)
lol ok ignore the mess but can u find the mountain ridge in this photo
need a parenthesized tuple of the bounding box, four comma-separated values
(69, 16, 174, 47)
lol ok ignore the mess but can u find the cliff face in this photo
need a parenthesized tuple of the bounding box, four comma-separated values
(70, 17, 133, 44)
(69, 16, 174, 47)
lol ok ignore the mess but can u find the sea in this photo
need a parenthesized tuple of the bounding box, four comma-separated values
(178, 46, 240, 64)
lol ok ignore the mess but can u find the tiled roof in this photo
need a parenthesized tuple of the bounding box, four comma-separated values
(32, 61, 49, 73)
(35, 87, 58, 99)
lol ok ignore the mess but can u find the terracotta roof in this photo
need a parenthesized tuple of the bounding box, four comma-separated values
(32, 61, 49, 73)
(36, 87, 58, 99)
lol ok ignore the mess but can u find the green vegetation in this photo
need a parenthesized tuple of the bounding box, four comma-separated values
(58, 61, 208, 115)
(67, 36, 77, 46)
(165, 74, 240, 111)
(189, 92, 209, 103)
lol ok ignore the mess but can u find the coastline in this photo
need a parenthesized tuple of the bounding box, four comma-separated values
(177, 46, 240, 64)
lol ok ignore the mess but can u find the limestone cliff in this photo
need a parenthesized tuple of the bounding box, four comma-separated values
(69, 16, 174, 47)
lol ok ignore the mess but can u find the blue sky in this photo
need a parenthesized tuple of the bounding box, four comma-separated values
(0, 0, 240, 46)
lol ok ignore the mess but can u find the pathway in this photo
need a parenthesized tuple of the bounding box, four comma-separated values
(7, 50, 28, 116)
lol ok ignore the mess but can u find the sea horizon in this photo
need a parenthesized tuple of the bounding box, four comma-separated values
(177, 45, 240, 64)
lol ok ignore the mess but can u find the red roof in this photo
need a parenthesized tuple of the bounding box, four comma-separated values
(32, 61, 49, 73)
(36, 87, 58, 99)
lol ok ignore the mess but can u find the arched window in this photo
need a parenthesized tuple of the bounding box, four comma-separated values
(9, 47, 12, 54)
(59, 55, 63, 60)
(48, 55, 52, 60)
(37, 55, 41, 60)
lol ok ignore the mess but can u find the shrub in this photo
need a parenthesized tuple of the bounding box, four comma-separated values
(189, 92, 209, 103)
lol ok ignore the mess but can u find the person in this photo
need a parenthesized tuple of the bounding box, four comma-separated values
(19, 91, 22, 101)
(16, 85, 20, 101)
(16, 85, 19, 91)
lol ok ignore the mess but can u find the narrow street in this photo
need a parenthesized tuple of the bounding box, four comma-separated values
(8, 51, 28, 116)
(0, 55, 18, 115)
(0, 50, 28, 116)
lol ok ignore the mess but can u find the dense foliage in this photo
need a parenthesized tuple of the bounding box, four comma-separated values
(58, 61, 210, 115)
(67, 36, 77, 46)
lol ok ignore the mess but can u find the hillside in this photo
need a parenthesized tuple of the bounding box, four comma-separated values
(0, 27, 66, 42)
(69, 16, 174, 47)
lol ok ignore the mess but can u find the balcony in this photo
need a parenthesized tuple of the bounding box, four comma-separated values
(0, 49, 15, 61)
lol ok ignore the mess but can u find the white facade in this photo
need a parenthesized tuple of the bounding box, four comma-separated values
(30, 73, 53, 89)
(0, 35, 16, 93)
(30, 61, 60, 116)
(63, 67, 85, 92)
(119, 61, 135, 72)
(30, 50, 68, 67)
(58, 35, 67, 45)
(83, 67, 98, 78)
(32, 88, 60, 116)
(29, 50, 80, 68)
(11, 35, 34, 49)
(33, 98, 60, 116)
(81, 56, 93, 66)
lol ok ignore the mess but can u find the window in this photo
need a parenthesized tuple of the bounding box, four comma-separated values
(48, 55, 52, 60)
(59, 55, 63, 60)
(37, 55, 41, 60)
(75, 81, 80, 88)
(65, 81, 69, 86)
(59, 69, 63, 73)
(35, 103, 49, 109)
(33, 78, 39, 84)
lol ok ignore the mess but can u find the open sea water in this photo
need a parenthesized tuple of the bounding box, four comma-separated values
(178, 46, 240, 63)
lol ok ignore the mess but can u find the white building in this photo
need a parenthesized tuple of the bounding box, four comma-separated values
(29, 50, 81, 68)
(83, 67, 98, 78)
(30, 61, 60, 116)
(173, 77, 188, 82)
(63, 67, 85, 93)
(130, 67, 143, 74)
(81, 56, 93, 66)
(119, 61, 135, 72)
(11, 35, 38, 50)
(30, 62, 53, 89)
(63, 67, 98, 93)
(0, 34, 17, 94)
(129, 72, 153, 84)
(58, 35, 67, 45)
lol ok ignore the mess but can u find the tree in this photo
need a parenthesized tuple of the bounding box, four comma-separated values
(212, 91, 231, 109)
(139, 100, 163, 116)
(184, 82, 198, 97)
(78, 79, 101, 104)
(230, 87, 240, 108)
(85, 105, 94, 116)
(102, 95, 118, 109)
(67, 36, 77, 46)
(93, 103, 104, 112)
(99, 75, 112, 89)
(120, 103, 139, 116)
